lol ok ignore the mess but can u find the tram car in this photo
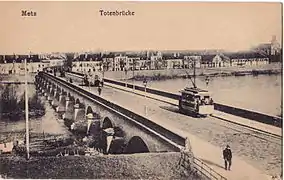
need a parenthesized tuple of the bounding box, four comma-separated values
(179, 87, 214, 117)
(82, 72, 103, 87)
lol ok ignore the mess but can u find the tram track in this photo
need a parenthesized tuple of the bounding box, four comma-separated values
(209, 115, 282, 146)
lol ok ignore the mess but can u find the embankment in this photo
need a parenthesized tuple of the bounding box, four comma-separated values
(0, 152, 201, 179)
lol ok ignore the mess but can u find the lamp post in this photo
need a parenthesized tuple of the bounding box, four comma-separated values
(143, 79, 147, 116)
(125, 68, 127, 87)
(25, 57, 30, 160)
(132, 60, 135, 91)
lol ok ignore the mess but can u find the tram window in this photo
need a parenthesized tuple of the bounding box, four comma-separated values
(182, 93, 194, 101)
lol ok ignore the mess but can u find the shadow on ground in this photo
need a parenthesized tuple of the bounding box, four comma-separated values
(159, 106, 199, 119)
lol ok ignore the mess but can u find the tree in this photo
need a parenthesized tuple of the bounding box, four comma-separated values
(0, 84, 19, 114)
(63, 53, 75, 72)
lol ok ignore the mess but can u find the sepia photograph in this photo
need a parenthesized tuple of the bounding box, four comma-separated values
(0, 1, 282, 180)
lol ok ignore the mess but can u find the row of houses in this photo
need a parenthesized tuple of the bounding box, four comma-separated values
(71, 51, 271, 73)
(0, 48, 277, 75)
(0, 54, 64, 74)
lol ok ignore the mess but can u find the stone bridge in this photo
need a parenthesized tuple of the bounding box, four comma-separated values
(35, 72, 185, 155)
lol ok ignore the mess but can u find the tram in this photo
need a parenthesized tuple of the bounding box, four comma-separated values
(179, 87, 214, 117)
(82, 71, 103, 87)
(178, 61, 214, 117)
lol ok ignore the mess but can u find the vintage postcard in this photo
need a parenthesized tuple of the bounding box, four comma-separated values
(0, 2, 282, 180)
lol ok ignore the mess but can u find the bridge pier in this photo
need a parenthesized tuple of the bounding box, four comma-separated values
(65, 97, 71, 111)
(86, 113, 100, 136)
(47, 95, 52, 101)
(56, 94, 66, 113)
(73, 104, 85, 122)
(53, 90, 57, 98)
(59, 93, 64, 102)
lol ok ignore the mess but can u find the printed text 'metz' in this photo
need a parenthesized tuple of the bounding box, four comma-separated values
(22, 10, 37, 16)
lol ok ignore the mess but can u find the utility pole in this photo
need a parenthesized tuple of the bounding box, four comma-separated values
(132, 59, 135, 91)
(25, 58, 30, 160)
(193, 58, 196, 87)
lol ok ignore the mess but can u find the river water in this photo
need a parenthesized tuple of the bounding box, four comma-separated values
(133, 74, 282, 116)
(0, 74, 69, 143)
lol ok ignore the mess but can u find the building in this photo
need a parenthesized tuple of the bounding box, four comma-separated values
(0, 54, 57, 74)
(114, 54, 127, 71)
(150, 51, 163, 69)
(166, 59, 183, 69)
(211, 54, 231, 67)
(226, 52, 269, 67)
(126, 55, 141, 70)
(72, 60, 102, 73)
(254, 36, 281, 56)
(102, 54, 115, 71)
(184, 56, 202, 68)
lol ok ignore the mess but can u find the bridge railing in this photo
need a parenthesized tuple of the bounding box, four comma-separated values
(179, 151, 227, 180)
(193, 157, 227, 180)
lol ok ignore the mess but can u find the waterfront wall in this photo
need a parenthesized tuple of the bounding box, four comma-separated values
(214, 103, 282, 127)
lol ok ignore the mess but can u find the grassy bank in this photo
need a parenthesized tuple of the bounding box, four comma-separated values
(0, 152, 201, 179)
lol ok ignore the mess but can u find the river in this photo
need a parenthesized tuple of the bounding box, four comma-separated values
(0, 74, 69, 143)
(132, 74, 282, 116)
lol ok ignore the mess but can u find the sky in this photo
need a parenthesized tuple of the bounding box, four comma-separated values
(0, 2, 282, 54)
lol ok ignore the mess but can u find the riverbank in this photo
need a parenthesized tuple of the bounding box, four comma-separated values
(104, 63, 282, 81)
(130, 68, 281, 81)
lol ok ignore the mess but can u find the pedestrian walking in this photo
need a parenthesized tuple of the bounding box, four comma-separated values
(223, 145, 232, 170)
(205, 76, 209, 86)
(98, 86, 102, 95)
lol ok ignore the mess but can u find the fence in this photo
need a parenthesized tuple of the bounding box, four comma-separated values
(179, 150, 227, 180)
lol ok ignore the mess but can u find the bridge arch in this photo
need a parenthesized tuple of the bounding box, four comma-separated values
(75, 98, 85, 108)
(101, 117, 114, 129)
(75, 98, 81, 104)
(86, 106, 93, 115)
(124, 136, 150, 154)
(62, 90, 67, 96)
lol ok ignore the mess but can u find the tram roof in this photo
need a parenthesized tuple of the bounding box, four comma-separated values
(180, 87, 210, 94)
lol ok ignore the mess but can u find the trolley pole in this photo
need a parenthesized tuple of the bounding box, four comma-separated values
(25, 58, 30, 160)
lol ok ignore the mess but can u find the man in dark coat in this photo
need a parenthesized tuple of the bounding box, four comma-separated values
(223, 145, 232, 170)
(98, 86, 102, 96)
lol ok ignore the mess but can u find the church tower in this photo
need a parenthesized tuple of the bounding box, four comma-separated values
(271, 35, 280, 55)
